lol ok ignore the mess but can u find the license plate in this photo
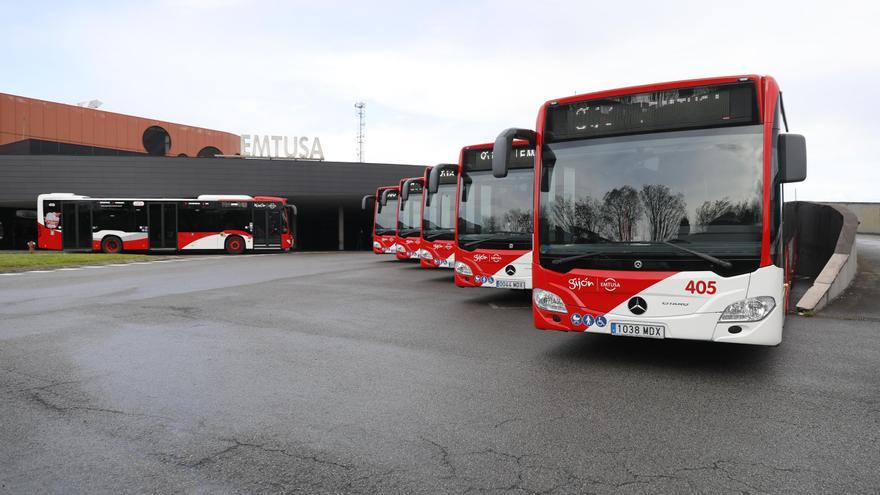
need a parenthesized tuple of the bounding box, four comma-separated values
(610, 322, 665, 339)
(495, 280, 526, 289)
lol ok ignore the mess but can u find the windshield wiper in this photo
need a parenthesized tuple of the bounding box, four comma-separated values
(550, 251, 605, 265)
(661, 241, 732, 269)
(424, 230, 453, 240)
(463, 232, 530, 248)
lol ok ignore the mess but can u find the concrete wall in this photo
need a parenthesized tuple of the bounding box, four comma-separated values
(823, 202, 880, 234)
(787, 202, 861, 312)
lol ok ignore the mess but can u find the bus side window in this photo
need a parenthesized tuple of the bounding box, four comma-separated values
(221, 209, 249, 231)
(134, 207, 147, 232)
(93, 207, 130, 232)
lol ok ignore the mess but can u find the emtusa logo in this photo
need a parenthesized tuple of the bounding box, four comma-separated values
(568, 277, 595, 290)
(600, 278, 621, 292)
(473, 254, 489, 262)
(490, 253, 502, 263)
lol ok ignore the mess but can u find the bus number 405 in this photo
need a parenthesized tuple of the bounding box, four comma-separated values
(685, 280, 717, 295)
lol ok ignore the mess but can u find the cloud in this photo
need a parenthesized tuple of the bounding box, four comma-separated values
(2, 0, 879, 199)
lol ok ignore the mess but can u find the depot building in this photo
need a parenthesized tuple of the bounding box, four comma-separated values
(0, 92, 421, 250)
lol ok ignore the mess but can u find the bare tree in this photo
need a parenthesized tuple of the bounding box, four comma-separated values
(639, 184, 687, 241)
(601, 186, 643, 241)
(696, 197, 761, 230)
(482, 215, 498, 234)
(503, 209, 533, 233)
(730, 198, 761, 224)
(696, 198, 733, 230)
(550, 196, 602, 241)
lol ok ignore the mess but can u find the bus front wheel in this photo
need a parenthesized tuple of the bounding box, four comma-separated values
(101, 236, 123, 254)
(225, 236, 245, 255)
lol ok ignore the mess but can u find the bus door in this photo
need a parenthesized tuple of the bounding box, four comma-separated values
(252, 205, 282, 248)
(286, 205, 297, 249)
(61, 201, 92, 250)
(148, 203, 178, 250)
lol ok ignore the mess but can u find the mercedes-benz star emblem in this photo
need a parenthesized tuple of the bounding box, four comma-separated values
(505, 265, 516, 276)
(628, 297, 647, 315)
(634, 260, 643, 269)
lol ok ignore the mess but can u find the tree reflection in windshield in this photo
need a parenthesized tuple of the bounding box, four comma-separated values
(540, 125, 764, 252)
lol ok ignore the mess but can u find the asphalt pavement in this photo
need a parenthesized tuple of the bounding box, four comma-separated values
(1, 247, 878, 494)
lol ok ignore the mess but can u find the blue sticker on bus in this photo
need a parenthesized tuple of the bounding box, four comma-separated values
(583, 314, 595, 326)
(596, 316, 607, 327)
(570, 313, 582, 326)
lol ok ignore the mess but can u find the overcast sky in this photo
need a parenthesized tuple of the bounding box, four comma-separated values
(3, 0, 879, 201)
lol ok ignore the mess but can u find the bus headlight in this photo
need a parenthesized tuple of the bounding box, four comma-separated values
(534, 288, 567, 314)
(421, 250, 433, 260)
(719, 296, 776, 322)
(396, 245, 406, 253)
(455, 261, 472, 276)
(373, 241, 381, 249)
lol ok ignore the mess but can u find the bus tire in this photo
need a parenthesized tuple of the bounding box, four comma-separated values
(101, 236, 123, 254)
(225, 236, 245, 255)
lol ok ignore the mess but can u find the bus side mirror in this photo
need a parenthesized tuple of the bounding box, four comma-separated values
(493, 128, 536, 178)
(779, 134, 807, 183)
(380, 189, 391, 206)
(361, 195, 374, 211)
(428, 163, 457, 193)
(400, 179, 415, 201)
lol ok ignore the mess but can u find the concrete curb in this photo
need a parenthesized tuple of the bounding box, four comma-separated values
(796, 204, 860, 313)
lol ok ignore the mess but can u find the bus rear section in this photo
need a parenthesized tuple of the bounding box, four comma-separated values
(420, 163, 458, 268)
(453, 143, 535, 289)
(368, 186, 399, 254)
(494, 75, 806, 345)
(37, 193, 293, 254)
(396, 175, 426, 260)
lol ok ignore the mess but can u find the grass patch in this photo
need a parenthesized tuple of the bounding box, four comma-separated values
(0, 252, 158, 272)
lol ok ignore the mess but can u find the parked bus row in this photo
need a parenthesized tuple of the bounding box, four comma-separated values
(365, 75, 807, 346)
(37, 193, 295, 254)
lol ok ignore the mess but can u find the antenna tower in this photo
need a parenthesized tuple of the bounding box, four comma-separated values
(355, 102, 366, 162)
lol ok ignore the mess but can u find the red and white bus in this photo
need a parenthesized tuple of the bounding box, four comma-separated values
(453, 142, 535, 289)
(365, 186, 400, 254)
(37, 193, 294, 254)
(420, 164, 458, 268)
(396, 175, 426, 260)
(494, 75, 806, 345)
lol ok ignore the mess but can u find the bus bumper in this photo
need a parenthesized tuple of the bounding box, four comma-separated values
(533, 305, 783, 346)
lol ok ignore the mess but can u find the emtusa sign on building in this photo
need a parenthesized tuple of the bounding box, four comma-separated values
(240, 135, 325, 160)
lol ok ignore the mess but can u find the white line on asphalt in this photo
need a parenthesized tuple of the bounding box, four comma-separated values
(0, 273, 22, 276)
(57, 268, 83, 271)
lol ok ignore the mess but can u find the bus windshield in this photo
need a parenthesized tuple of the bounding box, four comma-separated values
(539, 125, 763, 273)
(375, 198, 398, 235)
(397, 191, 422, 237)
(458, 168, 533, 250)
(422, 183, 456, 241)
